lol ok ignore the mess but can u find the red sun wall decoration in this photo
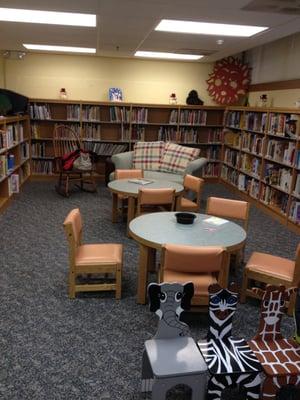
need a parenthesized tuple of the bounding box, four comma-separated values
(206, 57, 251, 105)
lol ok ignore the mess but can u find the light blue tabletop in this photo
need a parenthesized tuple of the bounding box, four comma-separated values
(129, 212, 246, 251)
(108, 179, 183, 196)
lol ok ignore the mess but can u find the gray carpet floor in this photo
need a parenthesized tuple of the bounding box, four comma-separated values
(0, 181, 299, 400)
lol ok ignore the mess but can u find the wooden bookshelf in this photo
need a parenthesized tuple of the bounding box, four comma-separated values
(222, 106, 300, 232)
(0, 115, 31, 211)
(29, 99, 225, 180)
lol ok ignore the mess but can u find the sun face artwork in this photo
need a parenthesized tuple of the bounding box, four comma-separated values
(206, 57, 251, 105)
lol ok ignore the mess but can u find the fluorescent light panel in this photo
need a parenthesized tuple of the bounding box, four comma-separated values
(23, 44, 96, 54)
(0, 7, 96, 27)
(135, 51, 203, 60)
(155, 19, 268, 37)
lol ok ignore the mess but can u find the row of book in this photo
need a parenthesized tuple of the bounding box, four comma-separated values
(260, 185, 289, 214)
(268, 113, 298, 138)
(224, 148, 239, 168)
(225, 111, 242, 128)
(240, 154, 261, 178)
(30, 104, 52, 120)
(32, 160, 53, 175)
(0, 154, 16, 176)
(83, 142, 128, 156)
(224, 131, 241, 148)
(293, 174, 300, 197)
(289, 200, 300, 223)
(203, 163, 220, 177)
(67, 105, 81, 120)
(0, 124, 24, 150)
(264, 164, 292, 193)
(109, 107, 130, 123)
(243, 112, 267, 133)
(241, 133, 264, 156)
(238, 175, 260, 199)
(221, 165, 239, 186)
(82, 106, 100, 121)
(179, 110, 207, 125)
(265, 140, 296, 166)
(131, 108, 148, 123)
(205, 146, 221, 160)
(8, 174, 19, 195)
(32, 142, 47, 158)
(81, 124, 101, 139)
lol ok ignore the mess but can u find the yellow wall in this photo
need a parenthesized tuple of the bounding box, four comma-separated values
(0, 56, 5, 88)
(248, 89, 300, 108)
(4, 53, 215, 105)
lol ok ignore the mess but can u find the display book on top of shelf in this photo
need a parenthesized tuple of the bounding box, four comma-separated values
(28, 99, 225, 179)
(221, 106, 300, 230)
(0, 115, 30, 208)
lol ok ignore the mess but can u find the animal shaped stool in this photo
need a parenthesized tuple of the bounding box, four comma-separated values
(198, 283, 261, 400)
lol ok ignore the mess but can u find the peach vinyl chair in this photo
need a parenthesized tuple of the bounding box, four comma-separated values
(112, 169, 143, 221)
(206, 197, 250, 266)
(160, 244, 229, 306)
(63, 208, 123, 299)
(177, 175, 204, 212)
(137, 188, 176, 216)
(241, 244, 300, 315)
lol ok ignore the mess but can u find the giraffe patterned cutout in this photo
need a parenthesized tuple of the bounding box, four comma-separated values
(248, 285, 300, 400)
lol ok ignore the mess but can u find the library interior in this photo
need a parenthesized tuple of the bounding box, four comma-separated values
(1, 1, 300, 399)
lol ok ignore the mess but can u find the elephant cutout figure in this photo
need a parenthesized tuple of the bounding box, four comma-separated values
(141, 282, 208, 400)
(198, 283, 262, 400)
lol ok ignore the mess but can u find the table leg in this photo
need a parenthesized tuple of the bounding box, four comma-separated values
(127, 196, 136, 236)
(175, 194, 182, 211)
(137, 244, 150, 304)
(147, 248, 156, 273)
(111, 193, 118, 223)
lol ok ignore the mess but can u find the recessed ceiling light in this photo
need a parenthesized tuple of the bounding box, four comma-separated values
(0, 8, 96, 27)
(134, 51, 203, 60)
(155, 19, 268, 37)
(23, 44, 96, 54)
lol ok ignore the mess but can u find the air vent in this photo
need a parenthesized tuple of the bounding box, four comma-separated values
(243, 0, 300, 15)
(177, 49, 216, 56)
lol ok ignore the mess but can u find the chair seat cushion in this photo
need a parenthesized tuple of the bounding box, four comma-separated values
(246, 252, 295, 282)
(180, 197, 198, 211)
(76, 244, 123, 266)
(145, 337, 207, 377)
(163, 270, 217, 296)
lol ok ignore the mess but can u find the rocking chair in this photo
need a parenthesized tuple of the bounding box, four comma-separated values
(53, 125, 97, 197)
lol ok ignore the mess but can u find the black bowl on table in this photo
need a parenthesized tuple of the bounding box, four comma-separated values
(175, 212, 196, 225)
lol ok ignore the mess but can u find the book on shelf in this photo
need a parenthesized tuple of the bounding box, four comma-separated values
(203, 163, 220, 177)
(179, 110, 207, 125)
(169, 110, 178, 124)
(294, 174, 300, 197)
(8, 173, 19, 195)
(30, 103, 51, 120)
(0, 154, 7, 176)
(289, 200, 300, 223)
(82, 105, 100, 121)
(131, 108, 148, 123)
(67, 105, 80, 120)
(21, 142, 29, 160)
(82, 123, 101, 140)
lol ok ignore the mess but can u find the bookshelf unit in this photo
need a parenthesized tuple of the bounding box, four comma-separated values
(222, 106, 300, 233)
(29, 100, 224, 180)
(0, 115, 30, 209)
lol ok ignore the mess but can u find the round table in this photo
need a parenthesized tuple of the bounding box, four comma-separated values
(108, 179, 184, 234)
(129, 212, 246, 304)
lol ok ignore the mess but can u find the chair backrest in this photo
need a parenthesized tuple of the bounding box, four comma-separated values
(137, 188, 175, 215)
(63, 208, 83, 264)
(53, 124, 81, 158)
(114, 169, 143, 180)
(161, 244, 226, 274)
(183, 174, 204, 206)
(206, 196, 250, 230)
(293, 243, 300, 284)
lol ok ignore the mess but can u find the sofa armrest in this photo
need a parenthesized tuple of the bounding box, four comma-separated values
(111, 151, 134, 170)
(185, 157, 207, 176)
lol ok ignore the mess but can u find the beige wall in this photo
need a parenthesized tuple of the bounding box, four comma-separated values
(3, 53, 215, 105)
(248, 89, 300, 108)
(246, 33, 300, 84)
(0, 56, 5, 88)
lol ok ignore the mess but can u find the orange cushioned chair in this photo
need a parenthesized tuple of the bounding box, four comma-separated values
(63, 208, 123, 299)
(112, 169, 143, 221)
(177, 174, 204, 212)
(137, 188, 175, 216)
(241, 244, 300, 315)
(206, 197, 250, 265)
(160, 244, 229, 306)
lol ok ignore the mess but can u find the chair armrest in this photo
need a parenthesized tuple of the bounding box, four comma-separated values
(111, 151, 134, 170)
(185, 157, 207, 176)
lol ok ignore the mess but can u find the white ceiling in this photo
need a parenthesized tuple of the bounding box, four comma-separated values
(0, 0, 300, 62)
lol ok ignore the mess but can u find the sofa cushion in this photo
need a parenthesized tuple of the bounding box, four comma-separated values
(159, 143, 200, 174)
(132, 141, 165, 171)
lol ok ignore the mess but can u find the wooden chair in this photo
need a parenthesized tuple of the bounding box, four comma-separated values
(160, 244, 229, 306)
(141, 282, 207, 400)
(137, 188, 175, 216)
(63, 208, 123, 299)
(112, 169, 143, 221)
(177, 174, 204, 212)
(206, 196, 250, 266)
(53, 124, 97, 197)
(241, 243, 300, 315)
